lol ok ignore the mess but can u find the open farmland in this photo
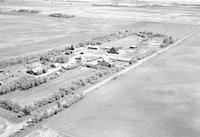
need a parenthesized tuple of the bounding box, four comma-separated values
(1, 0, 200, 137)
(42, 31, 200, 137)
(0, 0, 200, 58)
(0, 14, 134, 58)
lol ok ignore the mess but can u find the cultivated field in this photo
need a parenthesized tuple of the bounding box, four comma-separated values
(0, 0, 200, 58)
(1, 0, 200, 137)
(43, 31, 200, 137)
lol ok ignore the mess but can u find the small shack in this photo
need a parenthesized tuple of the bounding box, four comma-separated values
(108, 47, 118, 54)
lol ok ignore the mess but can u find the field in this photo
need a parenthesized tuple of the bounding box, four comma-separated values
(1, 0, 200, 137)
(0, 0, 200, 58)
(42, 31, 200, 137)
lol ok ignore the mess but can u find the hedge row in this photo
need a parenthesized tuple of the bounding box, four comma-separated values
(0, 30, 137, 69)
(40, 55, 69, 64)
(26, 91, 84, 127)
(0, 100, 22, 113)
(135, 31, 165, 39)
(84, 64, 108, 70)
(0, 47, 69, 68)
(11, 9, 41, 14)
(0, 75, 47, 95)
(135, 31, 175, 48)
(49, 13, 75, 18)
(9, 92, 84, 137)
(20, 68, 119, 116)
(87, 31, 135, 45)
(160, 36, 175, 47)
(0, 30, 168, 69)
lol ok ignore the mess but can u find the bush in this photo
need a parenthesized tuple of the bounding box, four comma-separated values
(0, 75, 47, 95)
(49, 13, 75, 18)
(56, 55, 69, 63)
(0, 100, 22, 113)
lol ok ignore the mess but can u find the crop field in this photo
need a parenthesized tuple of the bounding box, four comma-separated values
(0, 14, 134, 58)
(1, 0, 200, 137)
(0, 0, 200, 58)
(42, 31, 200, 137)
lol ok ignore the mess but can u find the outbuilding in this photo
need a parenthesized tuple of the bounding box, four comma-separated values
(65, 50, 74, 55)
(27, 66, 46, 75)
(129, 45, 137, 49)
(98, 60, 113, 68)
(108, 47, 118, 54)
(51, 63, 60, 68)
(0, 81, 3, 86)
(87, 45, 99, 50)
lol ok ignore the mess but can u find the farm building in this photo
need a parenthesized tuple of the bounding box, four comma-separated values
(65, 50, 74, 55)
(98, 59, 113, 68)
(129, 45, 137, 49)
(75, 56, 82, 63)
(0, 69, 3, 73)
(62, 64, 69, 69)
(102, 46, 112, 50)
(108, 47, 118, 54)
(27, 66, 46, 75)
(69, 45, 75, 50)
(109, 57, 136, 64)
(51, 63, 60, 68)
(87, 45, 99, 50)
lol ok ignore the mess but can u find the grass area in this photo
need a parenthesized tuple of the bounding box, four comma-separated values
(0, 108, 23, 123)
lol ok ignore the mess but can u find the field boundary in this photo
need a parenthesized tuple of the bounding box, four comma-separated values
(83, 29, 200, 95)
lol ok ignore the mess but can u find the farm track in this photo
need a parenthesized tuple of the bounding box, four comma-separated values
(1, 29, 200, 137)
